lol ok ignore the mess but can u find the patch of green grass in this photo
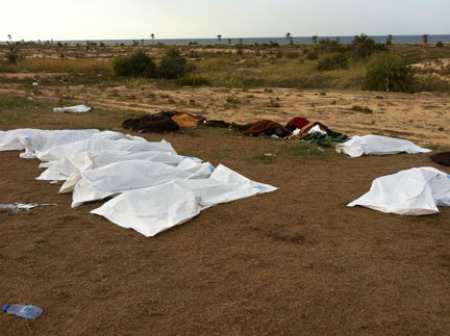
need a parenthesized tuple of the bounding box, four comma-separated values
(253, 152, 277, 163)
(350, 105, 373, 114)
(424, 143, 450, 152)
(285, 142, 325, 157)
(0, 95, 50, 109)
(0, 96, 54, 126)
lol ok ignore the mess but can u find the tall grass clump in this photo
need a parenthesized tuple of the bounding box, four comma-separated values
(0, 58, 112, 74)
(362, 55, 413, 92)
(113, 50, 156, 77)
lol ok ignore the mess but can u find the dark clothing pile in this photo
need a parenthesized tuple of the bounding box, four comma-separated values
(431, 152, 450, 166)
(122, 114, 179, 133)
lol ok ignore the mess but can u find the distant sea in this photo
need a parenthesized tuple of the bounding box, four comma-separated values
(3, 34, 450, 45)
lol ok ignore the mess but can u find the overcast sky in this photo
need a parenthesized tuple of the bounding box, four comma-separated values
(2, 0, 449, 41)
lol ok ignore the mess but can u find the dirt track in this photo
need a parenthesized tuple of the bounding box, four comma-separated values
(1, 118, 450, 335)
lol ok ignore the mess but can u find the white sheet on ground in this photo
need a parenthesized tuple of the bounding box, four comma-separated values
(72, 158, 213, 207)
(0, 129, 98, 152)
(91, 164, 278, 237)
(335, 135, 431, 158)
(19, 129, 100, 158)
(37, 150, 199, 182)
(53, 105, 91, 113)
(348, 167, 450, 215)
(36, 135, 175, 162)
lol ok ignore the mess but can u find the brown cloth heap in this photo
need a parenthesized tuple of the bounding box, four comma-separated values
(243, 119, 291, 137)
(430, 152, 450, 166)
(171, 111, 204, 128)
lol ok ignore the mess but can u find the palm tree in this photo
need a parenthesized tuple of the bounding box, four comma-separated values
(312, 35, 318, 44)
(217, 34, 222, 43)
(352, 34, 376, 58)
(227, 38, 232, 46)
(422, 34, 428, 44)
(286, 32, 291, 43)
(151, 33, 155, 44)
(386, 34, 393, 45)
(7, 34, 11, 41)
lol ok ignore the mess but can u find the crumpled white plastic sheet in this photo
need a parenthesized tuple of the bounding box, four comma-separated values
(37, 150, 198, 182)
(36, 135, 175, 162)
(91, 164, 278, 237)
(0, 129, 43, 151)
(336, 135, 431, 158)
(348, 167, 450, 215)
(2, 128, 278, 236)
(19, 129, 100, 159)
(53, 105, 91, 113)
(0, 129, 98, 152)
(72, 158, 213, 207)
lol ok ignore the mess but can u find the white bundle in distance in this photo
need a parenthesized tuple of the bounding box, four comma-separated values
(53, 105, 91, 113)
(336, 135, 431, 158)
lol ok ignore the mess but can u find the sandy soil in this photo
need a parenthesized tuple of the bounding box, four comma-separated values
(1, 76, 450, 335)
(1, 73, 450, 147)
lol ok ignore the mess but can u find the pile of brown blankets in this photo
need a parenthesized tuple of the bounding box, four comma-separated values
(431, 152, 450, 166)
(122, 112, 348, 144)
(122, 111, 204, 133)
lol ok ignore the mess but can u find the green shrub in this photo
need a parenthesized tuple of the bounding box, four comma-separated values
(157, 47, 187, 79)
(436, 41, 444, 47)
(112, 50, 156, 77)
(350, 105, 373, 114)
(362, 56, 413, 92)
(305, 50, 319, 60)
(317, 54, 349, 71)
(284, 51, 300, 59)
(177, 75, 209, 86)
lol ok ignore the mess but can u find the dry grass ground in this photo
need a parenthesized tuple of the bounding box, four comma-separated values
(0, 44, 449, 335)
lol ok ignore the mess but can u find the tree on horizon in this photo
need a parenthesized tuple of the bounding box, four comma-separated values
(227, 38, 232, 46)
(151, 33, 155, 44)
(217, 34, 222, 43)
(422, 34, 429, 44)
(286, 32, 291, 43)
(312, 35, 318, 44)
(386, 34, 393, 45)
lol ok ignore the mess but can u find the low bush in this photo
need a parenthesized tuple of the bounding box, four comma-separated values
(158, 48, 187, 79)
(305, 50, 319, 60)
(350, 105, 373, 114)
(317, 54, 349, 71)
(436, 41, 444, 47)
(284, 51, 300, 59)
(362, 55, 413, 92)
(112, 50, 156, 78)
